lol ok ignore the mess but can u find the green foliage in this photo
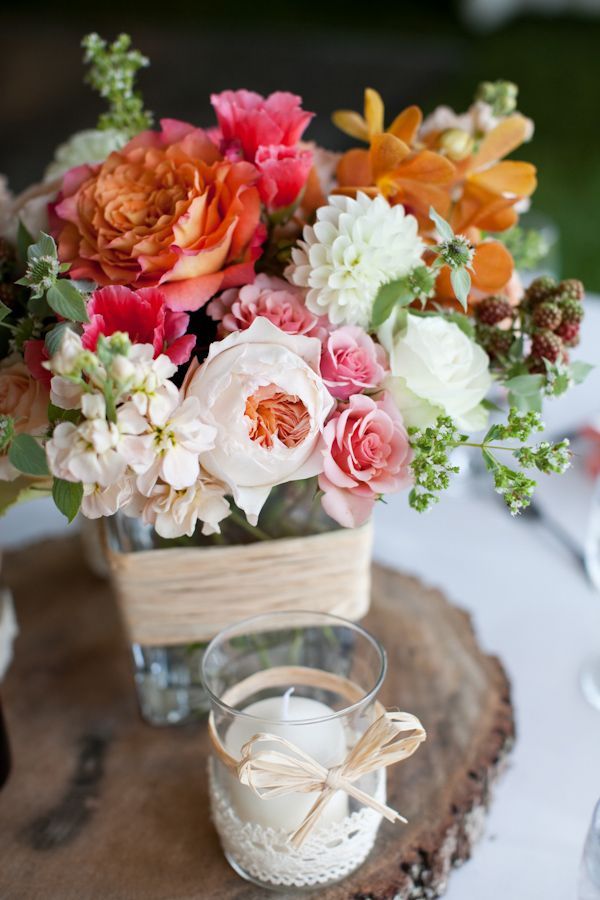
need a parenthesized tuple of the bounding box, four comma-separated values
(46, 281, 89, 323)
(494, 226, 549, 271)
(429, 207, 473, 310)
(82, 32, 153, 135)
(409, 408, 572, 516)
(8, 434, 49, 477)
(475, 80, 518, 116)
(371, 279, 413, 328)
(52, 478, 83, 523)
(0, 415, 14, 453)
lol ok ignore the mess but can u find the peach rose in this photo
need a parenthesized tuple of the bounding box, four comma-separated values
(50, 119, 265, 311)
(0, 356, 49, 480)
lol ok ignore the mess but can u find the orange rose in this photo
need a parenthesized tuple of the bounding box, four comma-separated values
(51, 120, 265, 311)
(0, 357, 49, 480)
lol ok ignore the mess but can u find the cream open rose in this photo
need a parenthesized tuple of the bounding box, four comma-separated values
(0, 356, 49, 480)
(186, 317, 334, 523)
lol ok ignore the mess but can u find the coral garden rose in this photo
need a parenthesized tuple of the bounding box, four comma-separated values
(0, 356, 49, 480)
(379, 311, 492, 431)
(186, 316, 334, 523)
(82, 285, 196, 365)
(319, 392, 412, 528)
(207, 274, 324, 338)
(320, 326, 387, 400)
(210, 90, 314, 161)
(51, 119, 264, 311)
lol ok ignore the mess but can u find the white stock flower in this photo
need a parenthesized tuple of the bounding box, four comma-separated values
(81, 477, 136, 519)
(379, 312, 492, 432)
(47, 330, 84, 377)
(46, 419, 126, 487)
(286, 192, 424, 328)
(186, 317, 334, 524)
(81, 392, 106, 419)
(420, 101, 534, 143)
(44, 128, 129, 181)
(127, 475, 231, 539)
(127, 347, 178, 420)
(119, 389, 216, 494)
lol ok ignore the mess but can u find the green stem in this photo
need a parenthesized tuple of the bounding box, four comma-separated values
(228, 508, 271, 542)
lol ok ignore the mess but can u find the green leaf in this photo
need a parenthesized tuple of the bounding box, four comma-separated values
(429, 206, 454, 241)
(570, 360, 594, 385)
(0, 302, 11, 324)
(47, 403, 81, 425)
(45, 322, 74, 357)
(28, 294, 53, 318)
(481, 448, 499, 472)
(504, 374, 545, 395)
(508, 389, 542, 413)
(444, 310, 475, 339)
(17, 220, 34, 264)
(371, 279, 412, 328)
(8, 434, 49, 476)
(47, 281, 89, 323)
(0, 475, 50, 517)
(481, 398, 502, 413)
(52, 478, 83, 523)
(450, 267, 471, 310)
(28, 231, 57, 262)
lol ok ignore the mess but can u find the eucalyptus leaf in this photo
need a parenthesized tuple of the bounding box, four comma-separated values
(450, 267, 471, 310)
(52, 478, 83, 523)
(47, 281, 89, 323)
(429, 206, 454, 241)
(8, 434, 49, 476)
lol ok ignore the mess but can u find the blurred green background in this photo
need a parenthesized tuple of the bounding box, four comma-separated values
(1, 3, 599, 289)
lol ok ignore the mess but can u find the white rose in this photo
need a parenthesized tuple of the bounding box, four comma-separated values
(44, 128, 129, 181)
(379, 312, 492, 432)
(186, 317, 334, 523)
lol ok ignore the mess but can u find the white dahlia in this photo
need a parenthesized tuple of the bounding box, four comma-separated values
(286, 192, 424, 328)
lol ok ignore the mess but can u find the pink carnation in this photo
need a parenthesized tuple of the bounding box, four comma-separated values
(319, 392, 412, 528)
(210, 90, 314, 161)
(255, 145, 313, 210)
(207, 274, 325, 338)
(320, 326, 387, 400)
(82, 285, 196, 365)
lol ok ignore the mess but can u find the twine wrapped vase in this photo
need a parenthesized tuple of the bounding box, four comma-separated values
(103, 487, 374, 726)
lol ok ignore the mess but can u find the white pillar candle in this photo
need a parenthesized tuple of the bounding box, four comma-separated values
(224, 691, 349, 831)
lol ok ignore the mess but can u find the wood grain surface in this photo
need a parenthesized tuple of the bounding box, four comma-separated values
(0, 537, 514, 899)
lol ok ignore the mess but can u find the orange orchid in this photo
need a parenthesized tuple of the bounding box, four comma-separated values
(333, 89, 456, 226)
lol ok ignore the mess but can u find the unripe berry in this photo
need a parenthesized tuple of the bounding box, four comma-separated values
(475, 295, 514, 326)
(532, 301, 562, 331)
(556, 278, 584, 302)
(531, 329, 563, 363)
(525, 276, 556, 306)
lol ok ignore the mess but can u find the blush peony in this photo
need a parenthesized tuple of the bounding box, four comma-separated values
(319, 392, 412, 528)
(51, 119, 264, 311)
(186, 316, 334, 523)
(320, 326, 387, 400)
(82, 285, 196, 365)
(207, 274, 324, 338)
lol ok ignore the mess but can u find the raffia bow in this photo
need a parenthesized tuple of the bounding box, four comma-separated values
(236, 710, 426, 848)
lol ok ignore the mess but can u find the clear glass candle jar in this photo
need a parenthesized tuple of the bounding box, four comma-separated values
(202, 611, 387, 892)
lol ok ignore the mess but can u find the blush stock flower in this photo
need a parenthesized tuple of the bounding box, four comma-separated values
(51, 119, 264, 311)
(319, 392, 412, 528)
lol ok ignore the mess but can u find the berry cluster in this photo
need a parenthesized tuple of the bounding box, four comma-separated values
(522, 276, 585, 373)
(474, 276, 585, 375)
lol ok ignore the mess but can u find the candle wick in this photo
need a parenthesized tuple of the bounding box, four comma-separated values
(281, 686, 295, 720)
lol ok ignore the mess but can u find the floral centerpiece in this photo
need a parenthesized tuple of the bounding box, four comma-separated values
(0, 35, 590, 722)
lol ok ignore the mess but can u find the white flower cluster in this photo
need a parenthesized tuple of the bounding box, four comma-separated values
(45, 331, 230, 538)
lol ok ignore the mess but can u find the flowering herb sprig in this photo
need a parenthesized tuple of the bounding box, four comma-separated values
(409, 409, 572, 515)
(82, 32, 153, 136)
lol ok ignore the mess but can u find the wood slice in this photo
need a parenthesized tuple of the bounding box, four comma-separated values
(0, 537, 514, 900)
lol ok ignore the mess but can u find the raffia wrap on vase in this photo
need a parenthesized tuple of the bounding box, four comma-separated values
(104, 521, 373, 646)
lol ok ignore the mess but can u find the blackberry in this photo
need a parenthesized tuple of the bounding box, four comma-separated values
(531, 329, 563, 363)
(475, 295, 514, 326)
(555, 321, 580, 347)
(560, 298, 584, 324)
(477, 324, 513, 359)
(532, 301, 561, 331)
(556, 278, 584, 302)
(525, 275, 556, 306)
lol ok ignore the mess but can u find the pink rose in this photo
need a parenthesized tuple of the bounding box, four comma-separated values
(207, 274, 325, 339)
(319, 392, 412, 528)
(210, 90, 314, 161)
(82, 286, 196, 365)
(255, 145, 313, 210)
(320, 326, 387, 400)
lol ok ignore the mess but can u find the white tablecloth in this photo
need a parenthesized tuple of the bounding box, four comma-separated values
(2, 302, 600, 899)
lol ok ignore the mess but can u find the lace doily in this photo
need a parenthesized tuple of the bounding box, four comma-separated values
(209, 760, 386, 888)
